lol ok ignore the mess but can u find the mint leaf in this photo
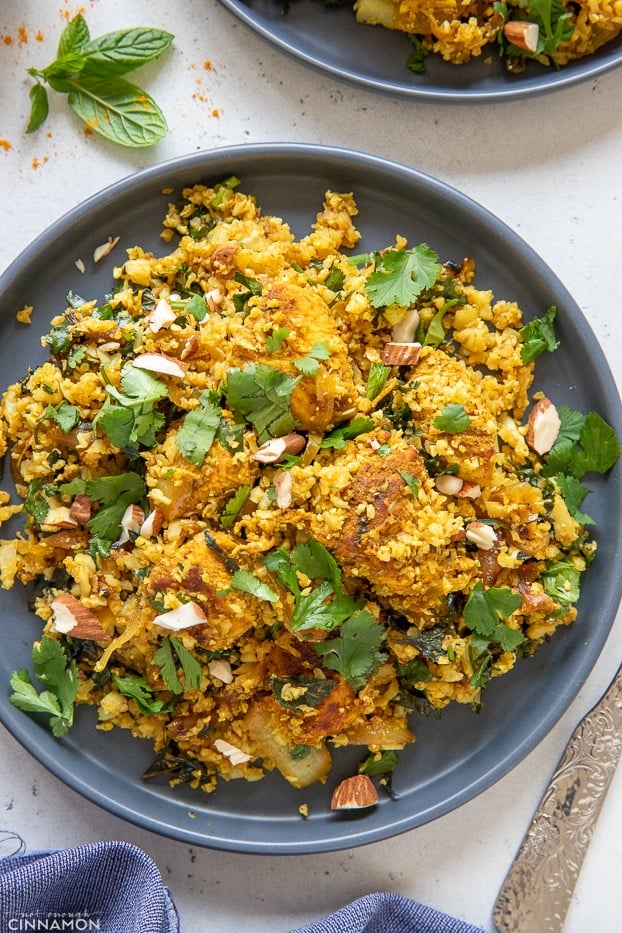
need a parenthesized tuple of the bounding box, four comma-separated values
(366, 362, 391, 400)
(26, 83, 49, 133)
(67, 75, 168, 147)
(57, 12, 90, 56)
(433, 403, 471, 433)
(314, 610, 385, 691)
(80, 28, 174, 76)
(366, 244, 441, 309)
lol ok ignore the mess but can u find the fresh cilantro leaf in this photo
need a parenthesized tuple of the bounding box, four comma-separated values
(291, 539, 343, 592)
(365, 244, 441, 309)
(24, 478, 54, 524)
(464, 581, 524, 649)
(555, 474, 594, 524)
(397, 469, 419, 498)
(523, 0, 574, 57)
(232, 272, 262, 314)
(266, 327, 290, 354)
(175, 391, 221, 465)
(220, 568, 279, 603)
(61, 471, 146, 542)
(97, 364, 168, 450)
(220, 485, 251, 529)
(324, 265, 346, 292)
(422, 301, 457, 348)
(433, 403, 471, 433)
(293, 341, 331, 376)
(112, 674, 172, 715)
(314, 610, 385, 691)
(292, 581, 363, 633)
(154, 637, 182, 694)
(271, 675, 336, 711)
(572, 412, 620, 476)
(320, 416, 375, 450)
(9, 636, 79, 737)
(520, 306, 558, 363)
(406, 35, 428, 74)
(397, 657, 433, 684)
(225, 363, 301, 443)
(366, 362, 392, 400)
(541, 561, 581, 605)
(263, 547, 301, 595)
(41, 400, 80, 433)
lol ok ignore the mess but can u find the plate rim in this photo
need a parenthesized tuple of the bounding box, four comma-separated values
(217, 0, 622, 102)
(1, 142, 621, 853)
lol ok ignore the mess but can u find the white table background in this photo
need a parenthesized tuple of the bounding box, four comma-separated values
(1, 2, 621, 930)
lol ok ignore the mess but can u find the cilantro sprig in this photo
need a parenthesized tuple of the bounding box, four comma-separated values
(112, 674, 173, 715)
(365, 244, 441, 309)
(96, 365, 168, 451)
(314, 610, 386, 691)
(155, 637, 202, 695)
(175, 391, 221, 466)
(10, 636, 79, 737)
(225, 363, 301, 443)
(464, 581, 524, 652)
(26, 14, 173, 147)
(61, 471, 146, 548)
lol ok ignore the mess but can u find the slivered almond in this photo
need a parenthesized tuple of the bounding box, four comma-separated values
(458, 481, 481, 499)
(391, 307, 420, 343)
(253, 433, 306, 464)
(435, 474, 464, 496)
(93, 235, 121, 264)
(180, 335, 199, 361)
(116, 503, 145, 546)
(41, 506, 78, 530)
(331, 775, 379, 810)
(50, 592, 111, 642)
(153, 601, 208, 631)
(208, 659, 233, 684)
(140, 508, 163, 537)
(146, 297, 176, 333)
(381, 342, 422, 366)
(526, 397, 561, 455)
(274, 470, 293, 509)
(213, 738, 252, 766)
(465, 521, 498, 551)
(132, 352, 186, 379)
(504, 21, 539, 52)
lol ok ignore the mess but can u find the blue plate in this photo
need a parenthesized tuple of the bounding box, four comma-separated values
(218, 0, 622, 101)
(0, 144, 621, 852)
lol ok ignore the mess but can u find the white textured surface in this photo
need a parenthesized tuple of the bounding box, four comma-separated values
(1, 2, 621, 931)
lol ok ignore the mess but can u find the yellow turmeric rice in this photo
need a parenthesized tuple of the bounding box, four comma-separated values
(354, 0, 622, 70)
(1, 179, 617, 797)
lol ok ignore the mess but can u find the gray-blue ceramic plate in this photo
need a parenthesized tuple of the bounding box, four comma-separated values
(218, 0, 622, 101)
(0, 144, 621, 853)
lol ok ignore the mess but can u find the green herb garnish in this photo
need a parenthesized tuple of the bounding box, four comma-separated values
(26, 14, 173, 147)
(366, 244, 441, 309)
(9, 636, 79, 737)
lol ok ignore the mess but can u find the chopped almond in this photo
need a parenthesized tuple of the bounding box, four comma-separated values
(504, 21, 539, 53)
(93, 235, 121, 264)
(132, 352, 186, 379)
(116, 503, 145, 546)
(41, 506, 78, 530)
(146, 297, 176, 333)
(253, 433, 306, 464)
(381, 342, 422, 366)
(435, 474, 464, 496)
(69, 495, 92, 525)
(391, 307, 420, 343)
(274, 470, 293, 509)
(50, 592, 111, 642)
(213, 738, 252, 765)
(458, 481, 481, 499)
(526, 397, 561, 455)
(331, 774, 379, 810)
(153, 601, 208, 631)
(465, 521, 498, 551)
(208, 659, 233, 683)
(140, 508, 163, 537)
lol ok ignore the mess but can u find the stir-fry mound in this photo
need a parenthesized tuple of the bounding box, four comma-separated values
(1, 180, 615, 797)
(354, 0, 622, 70)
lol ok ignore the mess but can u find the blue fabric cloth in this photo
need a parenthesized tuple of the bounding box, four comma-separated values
(0, 837, 485, 933)
(291, 892, 486, 933)
(0, 839, 179, 933)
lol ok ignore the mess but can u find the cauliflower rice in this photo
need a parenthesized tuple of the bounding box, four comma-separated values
(0, 179, 615, 798)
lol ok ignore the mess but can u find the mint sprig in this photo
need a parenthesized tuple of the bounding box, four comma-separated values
(26, 14, 173, 147)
